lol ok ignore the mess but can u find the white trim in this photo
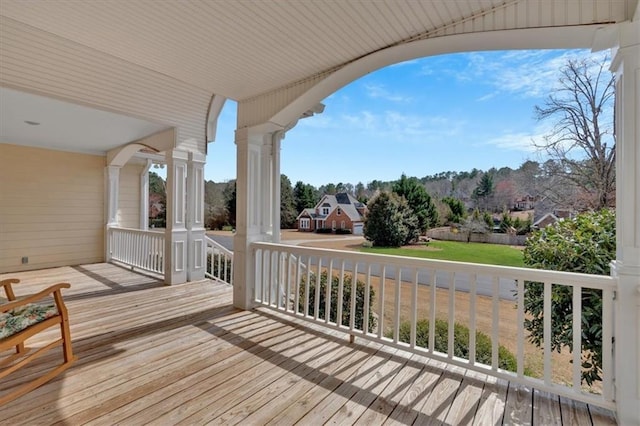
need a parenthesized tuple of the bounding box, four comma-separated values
(270, 25, 614, 128)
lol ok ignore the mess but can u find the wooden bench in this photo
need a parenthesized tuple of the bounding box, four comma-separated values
(0, 278, 76, 405)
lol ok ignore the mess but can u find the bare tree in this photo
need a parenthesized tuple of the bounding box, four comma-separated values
(534, 57, 615, 210)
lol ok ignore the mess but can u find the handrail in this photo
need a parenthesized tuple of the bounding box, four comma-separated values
(251, 241, 616, 410)
(205, 236, 233, 286)
(107, 227, 165, 275)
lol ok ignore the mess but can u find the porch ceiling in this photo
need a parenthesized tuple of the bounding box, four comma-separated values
(1, 0, 636, 102)
(1, 1, 637, 155)
(0, 87, 170, 154)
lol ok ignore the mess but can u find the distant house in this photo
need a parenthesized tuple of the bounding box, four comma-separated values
(533, 209, 574, 229)
(514, 194, 538, 211)
(296, 193, 366, 235)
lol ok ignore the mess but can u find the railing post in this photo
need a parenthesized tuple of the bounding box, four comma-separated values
(187, 152, 206, 281)
(611, 21, 640, 424)
(140, 159, 152, 230)
(234, 126, 283, 309)
(164, 149, 188, 285)
(105, 165, 120, 263)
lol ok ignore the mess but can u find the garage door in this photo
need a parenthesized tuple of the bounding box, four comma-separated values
(353, 223, 364, 235)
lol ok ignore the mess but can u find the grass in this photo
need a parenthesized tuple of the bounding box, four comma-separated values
(361, 240, 526, 267)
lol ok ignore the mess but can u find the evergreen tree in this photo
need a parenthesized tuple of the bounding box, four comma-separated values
(364, 192, 419, 247)
(280, 175, 298, 228)
(223, 181, 236, 227)
(392, 174, 438, 234)
(293, 181, 318, 213)
(473, 173, 494, 210)
(442, 196, 467, 225)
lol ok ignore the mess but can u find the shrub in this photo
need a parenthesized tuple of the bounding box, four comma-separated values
(391, 319, 517, 372)
(298, 271, 376, 332)
(522, 209, 615, 385)
(316, 228, 332, 234)
(335, 228, 352, 234)
(364, 191, 419, 247)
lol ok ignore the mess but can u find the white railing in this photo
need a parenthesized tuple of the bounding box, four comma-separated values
(108, 227, 165, 275)
(252, 242, 616, 410)
(205, 236, 233, 286)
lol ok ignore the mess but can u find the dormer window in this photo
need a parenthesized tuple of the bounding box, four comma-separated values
(322, 207, 330, 215)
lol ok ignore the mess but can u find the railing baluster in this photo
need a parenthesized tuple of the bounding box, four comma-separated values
(326, 259, 333, 324)
(517, 278, 525, 377)
(393, 267, 401, 344)
(572, 284, 582, 391)
(304, 255, 311, 317)
(314, 257, 322, 320)
(411, 268, 418, 349)
(429, 269, 436, 354)
(448, 271, 455, 359)
(337, 260, 345, 327)
(364, 263, 372, 335)
(254, 247, 262, 303)
(350, 263, 358, 332)
(377, 265, 385, 339)
(602, 288, 614, 401)
(294, 254, 301, 315)
(469, 273, 477, 365)
(285, 253, 292, 313)
(492, 276, 499, 370)
(543, 281, 552, 385)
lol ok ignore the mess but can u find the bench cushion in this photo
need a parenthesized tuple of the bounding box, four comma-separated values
(0, 304, 58, 340)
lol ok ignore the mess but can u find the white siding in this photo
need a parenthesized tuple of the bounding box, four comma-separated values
(0, 144, 105, 272)
(118, 162, 144, 229)
(0, 17, 210, 154)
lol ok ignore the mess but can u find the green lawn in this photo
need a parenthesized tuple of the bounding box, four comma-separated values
(361, 240, 526, 267)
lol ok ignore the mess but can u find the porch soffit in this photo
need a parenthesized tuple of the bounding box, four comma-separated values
(1, 0, 636, 103)
(0, 87, 170, 155)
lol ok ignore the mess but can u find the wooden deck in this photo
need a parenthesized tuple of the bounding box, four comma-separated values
(1, 263, 617, 425)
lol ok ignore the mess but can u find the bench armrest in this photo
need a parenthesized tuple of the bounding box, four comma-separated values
(1, 278, 20, 301)
(1, 283, 71, 314)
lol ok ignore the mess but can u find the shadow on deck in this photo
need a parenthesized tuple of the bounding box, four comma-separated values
(0, 263, 616, 425)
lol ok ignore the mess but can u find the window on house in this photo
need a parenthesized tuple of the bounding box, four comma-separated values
(337, 208, 342, 215)
(300, 218, 310, 229)
(331, 220, 336, 230)
(341, 221, 345, 229)
(322, 207, 330, 215)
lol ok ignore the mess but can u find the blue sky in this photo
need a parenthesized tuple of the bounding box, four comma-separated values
(205, 48, 603, 187)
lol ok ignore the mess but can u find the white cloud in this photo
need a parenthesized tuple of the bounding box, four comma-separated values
(340, 110, 463, 142)
(484, 123, 552, 153)
(444, 49, 611, 100)
(390, 58, 422, 67)
(363, 83, 411, 102)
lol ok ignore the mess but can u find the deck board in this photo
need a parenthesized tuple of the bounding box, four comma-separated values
(1, 263, 617, 425)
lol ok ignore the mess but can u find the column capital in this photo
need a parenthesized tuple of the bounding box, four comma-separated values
(189, 151, 206, 164)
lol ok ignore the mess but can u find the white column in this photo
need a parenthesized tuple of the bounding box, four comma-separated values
(187, 151, 206, 281)
(260, 138, 273, 236)
(140, 160, 152, 230)
(272, 131, 283, 243)
(106, 166, 120, 227)
(164, 149, 188, 285)
(105, 165, 120, 262)
(610, 21, 640, 425)
(234, 126, 283, 309)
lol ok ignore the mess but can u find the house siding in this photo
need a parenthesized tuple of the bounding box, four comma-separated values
(0, 144, 105, 272)
(118, 162, 143, 229)
(0, 17, 210, 154)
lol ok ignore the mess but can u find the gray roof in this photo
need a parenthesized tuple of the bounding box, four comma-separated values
(318, 193, 365, 222)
